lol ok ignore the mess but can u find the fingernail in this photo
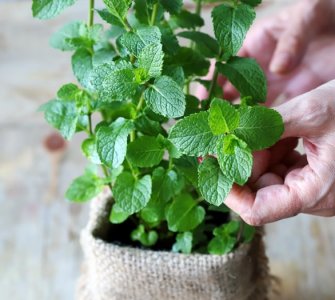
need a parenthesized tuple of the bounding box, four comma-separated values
(270, 53, 293, 74)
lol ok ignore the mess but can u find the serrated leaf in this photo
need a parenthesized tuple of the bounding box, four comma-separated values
(97, 8, 124, 27)
(159, 0, 183, 14)
(38, 100, 78, 140)
(114, 172, 152, 214)
(57, 83, 80, 101)
(166, 193, 205, 232)
(96, 118, 134, 168)
(93, 48, 117, 67)
(81, 138, 101, 164)
(90, 62, 138, 102)
(159, 24, 180, 55)
(144, 76, 185, 118)
(134, 0, 150, 24)
(172, 232, 193, 254)
(212, 3, 255, 59)
(141, 167, 183, 223)
(169, 111, 220, 156)
(241, 0, 262, 7)
(49, 21, 82, 51)
(109, 203, 131, 224)
(174, 156, 198, 187)
(172, 10, 204, 29)
(138, 43, 164, 79)
(72, 48, 93, 90)
(134, 115, 165, 136)
(177, 31, 219, 58)
(120, 26, 161, 56)
(198, 157, 233, 206)
(65, 170, 103, 202)
(127, 136, 164, 167)
(163, 65, 184, 87)
(166, 47, 210, 77)
(234, 106, 284, 150)
(184, 95, 200, 116)
(217, 57, 267, 102)
(32, 0, 78, 19)
(131, 224, 158, 247)
(217, 135, 253, 185)
(208, 98, 239, 135)
(103, 0, 131, 23)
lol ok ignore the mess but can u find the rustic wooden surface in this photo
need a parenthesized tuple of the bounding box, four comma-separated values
(1, 1, 335, 300)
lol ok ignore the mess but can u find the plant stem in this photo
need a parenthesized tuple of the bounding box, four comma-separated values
(88, 0, 95, 27)
(150, 3, 158, 26)
(88, 113, 93, 136)
(195, 0, 202, 16)
(101, 165, 113, 192)
(207, 67, 219, 103)
(136, 95, 145, 112)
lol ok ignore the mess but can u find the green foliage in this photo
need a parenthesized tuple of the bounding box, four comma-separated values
(35, 0, 281, 255)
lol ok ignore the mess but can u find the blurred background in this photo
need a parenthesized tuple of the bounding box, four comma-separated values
(1, 0, 335, 299)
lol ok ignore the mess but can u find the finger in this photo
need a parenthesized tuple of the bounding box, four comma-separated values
(249, 150, 271, 184)
(268, 138, 298, 166)
(269, 164, 287, 178)
(252, 172, 283, 190)
(270, 22, 308, 74)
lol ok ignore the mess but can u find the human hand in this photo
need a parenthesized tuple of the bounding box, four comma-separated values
(225, 80, 335, 225)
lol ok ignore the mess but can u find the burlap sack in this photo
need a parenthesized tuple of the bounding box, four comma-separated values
(77, 190, 270, 300)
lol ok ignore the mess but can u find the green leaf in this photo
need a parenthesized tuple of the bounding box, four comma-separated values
(134, 115, 165, 136)
(159, 0, 183, 15)
(217, 135, 253, 185)
(97, 8, 124, 27)
(169, 112, 220, 156)
(242, 223, 256, 242)
(177, 31, 219, 58)
(49, 21, 82, 51)
(127, 136, 164, 167)
(163, 65, 184, 87)
(138, 43, 164, 79)
(159, 24, 180, 55)
(120, 26, 161, 56)
(38, 100, 78, 140)
(217, 57, 267, 102)
(212, 3, 255, 59)
(234, 106, 284, 150)
(65, 170, 103, 202)
(166, 47, 210, 77)
(208, 235, 236, 255)
(109, 203, 131, 224)
(102, 0, 131, 23)
(241, 0, 262, 7)
(166, 194, 205, 232)
(90, 61, 138, 102)
(134, 0, 150, 24)
(32, 0, 78, 19)
(81, 138, 101, 164)
(198, 157, 233, 206)
(208, 98, 239, 135)
(96, 118, 134, 168)
(131, 224, 158, 247)
(144, 76, 185, 118)
(57, 83, 80, 101)
(72, 48, 93, 90)
(172, 232, 193, 254)
(174, 156, 198, 187)
(141, 167, 183, 223)
(114, 172, 152, 214)
(184, 95, 200, 116)
(171, 10, 204, 29)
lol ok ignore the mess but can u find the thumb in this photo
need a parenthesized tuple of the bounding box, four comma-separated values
(269, 22, 309, 74)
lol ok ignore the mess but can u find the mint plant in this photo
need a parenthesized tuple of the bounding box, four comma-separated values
(33, 0, 284, 255)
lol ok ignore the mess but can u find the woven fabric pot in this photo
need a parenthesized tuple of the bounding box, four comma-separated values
(77, 190, 270, 300)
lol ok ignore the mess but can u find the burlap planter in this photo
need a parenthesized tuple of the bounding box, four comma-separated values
(77, 190, 270, 300)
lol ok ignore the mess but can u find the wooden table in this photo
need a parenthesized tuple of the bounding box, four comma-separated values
(1, 1, 334, 299)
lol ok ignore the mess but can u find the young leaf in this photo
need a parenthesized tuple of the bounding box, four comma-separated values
(242, 223, 256, 243)
(217, 57, 267, 102)
(217, 135, 253, 185)
(109, 203, 131, 224)
(102, 0, 131, 24)
(169, 112, 220, 156)
(57, 83, 80, 101)
(177, 31, 219, 58)
(65, 170, 103, 202)
(208, 235, 236, 255)
(127, 136, 164, 168)
(90, 62, 138, 102)
(81, 138, 102, 164)
(144, 76, 185, 118)
(234, 106, 284, 150)
(131, 224, 158, 247)
(208, 98, 239, 135)
(166, 194, 205, 232)
(172, 232, 193, 254)
(159, 0, 183, 15)
(198, 157, 233, 206)
(138, 43, 164, 79)
(120, 26, 161, 56)
(113, 172, 152, 214)
(97, 8, 124, 27)
(171, 10, 204, 29)
(72, 48, 93, 90)
(38, 100, 78, 140)
(32, 0, 78, 20)
(49, 21, 82, 51)
(96, 118, 134, 168)
(212, 3, 255, 59)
